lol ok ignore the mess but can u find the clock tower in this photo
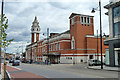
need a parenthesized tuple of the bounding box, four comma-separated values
(31, 16, 40, 43)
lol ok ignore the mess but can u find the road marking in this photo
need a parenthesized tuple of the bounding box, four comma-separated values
(7, 65, 22, 70)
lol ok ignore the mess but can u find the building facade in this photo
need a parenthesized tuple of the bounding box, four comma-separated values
(104, 0, 120, 67)
(26, 13, 107, 64)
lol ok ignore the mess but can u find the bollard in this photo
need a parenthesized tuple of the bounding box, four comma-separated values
(4, 62, 7, 80)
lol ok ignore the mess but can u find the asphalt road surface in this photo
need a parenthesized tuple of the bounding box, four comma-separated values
(8, 63, 118, 78)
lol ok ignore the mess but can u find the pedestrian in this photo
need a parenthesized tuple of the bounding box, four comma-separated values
(30, 59, 32, 64)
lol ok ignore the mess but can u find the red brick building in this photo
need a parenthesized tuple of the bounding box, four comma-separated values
(26, 13, 107, 64)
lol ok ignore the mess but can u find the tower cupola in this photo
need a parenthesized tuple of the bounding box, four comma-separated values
(31, 16, 40, 43)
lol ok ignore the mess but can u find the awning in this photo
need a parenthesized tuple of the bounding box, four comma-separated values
(104, 38, 120, 48)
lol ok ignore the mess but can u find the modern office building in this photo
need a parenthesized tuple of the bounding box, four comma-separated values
(104, 0, 120, 66)
(26, 13, 107, 64)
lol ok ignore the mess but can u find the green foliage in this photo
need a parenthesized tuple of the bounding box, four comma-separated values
(0, 14, 14, 48)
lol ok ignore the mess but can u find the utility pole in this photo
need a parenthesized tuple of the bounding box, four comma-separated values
(99, 0, 103, 69)
(29, 40, 33, 64)
(97, 30, 99, 61)
(47, 28, 49, 63)
(91, 0, 103, 69)
(0, 0, 4, 74)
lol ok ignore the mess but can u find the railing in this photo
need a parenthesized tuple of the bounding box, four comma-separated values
(6, 71, 12, 80)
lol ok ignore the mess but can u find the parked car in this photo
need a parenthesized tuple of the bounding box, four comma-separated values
(88, 59, 101, 66)
(9, 59, 14, 63)
(12, 60, 20, 66)
(5, 58, 9, 60)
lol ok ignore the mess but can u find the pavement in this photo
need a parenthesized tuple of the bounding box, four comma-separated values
(0, 74, 2, 80)
(1, 63, 48, 80)
(87, 65, 120, 72)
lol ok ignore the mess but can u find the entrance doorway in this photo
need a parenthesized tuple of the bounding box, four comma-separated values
(48, 55, 60, 64)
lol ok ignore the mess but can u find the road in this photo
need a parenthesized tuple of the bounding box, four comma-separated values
(8, 63, 118, 78)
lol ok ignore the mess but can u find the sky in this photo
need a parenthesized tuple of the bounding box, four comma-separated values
(0, 0, 110, 53)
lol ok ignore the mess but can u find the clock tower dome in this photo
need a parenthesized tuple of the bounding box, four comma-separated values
(31, 16, 40, 43)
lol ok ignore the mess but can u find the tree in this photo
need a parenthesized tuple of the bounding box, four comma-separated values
(0, 14, 14, 49)
(0, 14, 14, 79)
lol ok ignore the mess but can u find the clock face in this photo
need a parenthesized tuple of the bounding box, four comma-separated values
(34, 23, 37, 26)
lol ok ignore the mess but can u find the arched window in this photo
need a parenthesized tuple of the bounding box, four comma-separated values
(71, 36, 75, 49)
(71, 18, 74, 25)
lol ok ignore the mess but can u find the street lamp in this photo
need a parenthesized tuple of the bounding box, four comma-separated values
(30, 44, 33, 64)
(91, 0, 103, 69)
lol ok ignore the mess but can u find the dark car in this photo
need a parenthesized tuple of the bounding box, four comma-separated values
(9, 59, 14, 63)
(12, 60, 20, 66)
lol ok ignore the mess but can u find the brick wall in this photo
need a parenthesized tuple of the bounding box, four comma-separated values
(70, 15, 94, 49)
(86, 37, 107, 54)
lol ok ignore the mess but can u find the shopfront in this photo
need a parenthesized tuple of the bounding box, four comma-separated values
(105, 39, 120, 67)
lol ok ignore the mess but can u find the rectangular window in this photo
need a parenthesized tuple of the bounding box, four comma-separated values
(72, 40, 75, 49)
(87, 18, 89, 23)
(71, 18, 74, 25)
(35, 49, 36, 53)
(51, 45, 52, 51)
(58, 43, 60, 50)
(38, 49, 39, 53)
(84, 17, 86, 23)
(42, 48, 43, 52)
(113, 6, 120, 18)
(114, 22, 120, 37)
(73, 41, 75, 49)
(56, 44, 57, 51)
(81, 17, 83, 23)
(49, 45, 50, 51)
(53, 44, 54, 51)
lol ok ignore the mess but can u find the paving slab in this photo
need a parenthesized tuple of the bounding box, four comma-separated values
(87, 65, 120, 72)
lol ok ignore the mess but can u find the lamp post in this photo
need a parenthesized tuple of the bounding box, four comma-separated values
(91, 0, 103, 69)
(30, 44, 32, 64)
(40, 30, 49, 64)
(47, 28, 49, 63)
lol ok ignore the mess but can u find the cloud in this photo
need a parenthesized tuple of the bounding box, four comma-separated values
(4, 0, 109, 2)
(0, 0, 110, 53)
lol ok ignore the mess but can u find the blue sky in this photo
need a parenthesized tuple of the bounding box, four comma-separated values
(0, 0, 110, 53)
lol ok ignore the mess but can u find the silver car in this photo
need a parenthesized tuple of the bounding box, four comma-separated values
(12, 60, 20, 66)
(88, 59, 101, 66)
